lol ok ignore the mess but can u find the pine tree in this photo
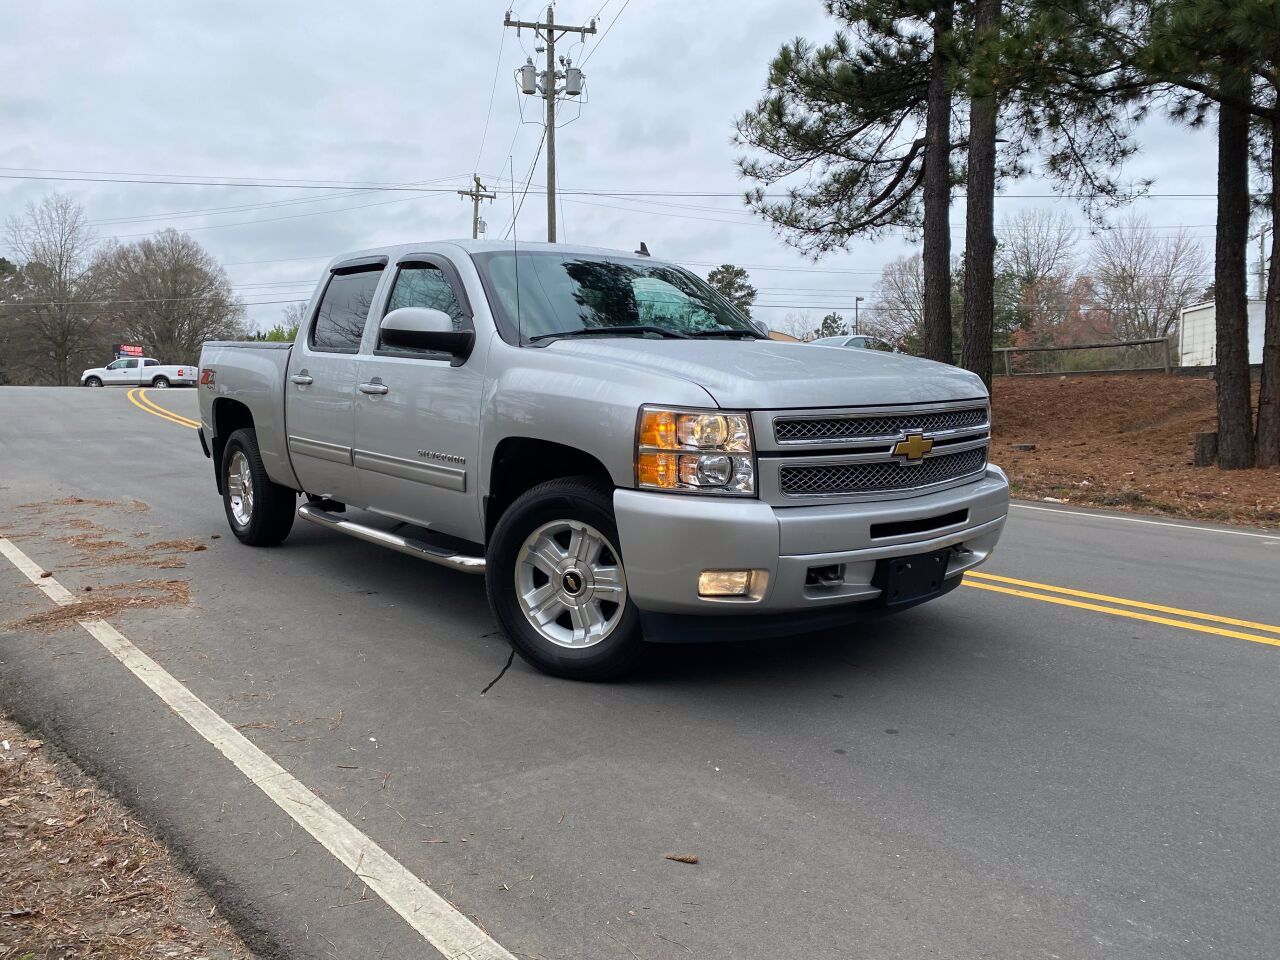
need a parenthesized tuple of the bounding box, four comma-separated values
(1140, 0, 1277, 468)
(736, 0, 1140, 376)
(706, 264, 759, 318)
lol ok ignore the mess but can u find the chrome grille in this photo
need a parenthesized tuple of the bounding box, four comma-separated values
(780, 447, 988, 497)
(774, 407, 987, 444)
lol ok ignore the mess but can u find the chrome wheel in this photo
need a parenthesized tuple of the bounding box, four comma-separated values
(226, 450, 254, 526)
(515, 519, 627, 649)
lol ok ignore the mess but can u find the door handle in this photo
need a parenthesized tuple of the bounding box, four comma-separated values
(290, 374, 314, 386)
(358, 381, 389, 395)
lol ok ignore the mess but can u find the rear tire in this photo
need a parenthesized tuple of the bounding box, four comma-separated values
(151, 376, 170, 388)
(84, 377, 102, 387)
(221, 428, 296, 545)
(486, 477, 645, 681)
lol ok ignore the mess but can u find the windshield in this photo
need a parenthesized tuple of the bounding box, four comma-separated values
(473, 251, 761, 343)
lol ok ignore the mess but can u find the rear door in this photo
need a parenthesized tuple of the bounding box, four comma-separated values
(352, 255, 484, 541)
(284, 258, 387, 504)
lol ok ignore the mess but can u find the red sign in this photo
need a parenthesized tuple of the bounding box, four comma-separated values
(113, 343, 145, 358)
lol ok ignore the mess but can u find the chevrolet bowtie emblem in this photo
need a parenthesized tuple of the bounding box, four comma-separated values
(893, 433, 934, 462)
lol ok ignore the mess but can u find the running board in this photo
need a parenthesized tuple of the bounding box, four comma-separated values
(297, 503, 486, 574)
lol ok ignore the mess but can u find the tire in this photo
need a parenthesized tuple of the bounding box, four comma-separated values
(221, 428, 297, 546)
(151, 376, 170, 388)
(486, 476, 645, 681)
(84, 377, 102, 387)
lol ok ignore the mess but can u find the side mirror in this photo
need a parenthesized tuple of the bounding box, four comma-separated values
(751, 319, 770, 338)
(379, 307, 474, 361)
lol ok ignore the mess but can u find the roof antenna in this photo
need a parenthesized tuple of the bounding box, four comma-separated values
(635, 241, 650, 257)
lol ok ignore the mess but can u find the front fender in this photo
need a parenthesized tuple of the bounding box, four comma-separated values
(478, 341, 715, 499)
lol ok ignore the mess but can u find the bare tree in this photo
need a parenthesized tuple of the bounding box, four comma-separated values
(996, 209, 1082, 340)
(4, 195, 108, 384)
(998, 209, 1078, 281)
(866, 255, 926, 351)
(1088, 215, 1208, 340)
(97, 229, 246, 362)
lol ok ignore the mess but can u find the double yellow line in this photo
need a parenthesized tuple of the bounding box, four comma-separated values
(127, 388, 200, 430)
(964, 570, 1280, 648)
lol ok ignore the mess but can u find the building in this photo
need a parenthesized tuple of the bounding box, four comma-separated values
(1178, 300, 1266, 367)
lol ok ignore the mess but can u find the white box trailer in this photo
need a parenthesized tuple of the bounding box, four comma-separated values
(1179, 300, 1265, 367)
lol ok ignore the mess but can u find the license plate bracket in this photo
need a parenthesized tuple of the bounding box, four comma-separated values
(871, 548, 952, 608)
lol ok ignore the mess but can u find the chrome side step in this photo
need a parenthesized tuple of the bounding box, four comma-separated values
(297, 503, 486, 574)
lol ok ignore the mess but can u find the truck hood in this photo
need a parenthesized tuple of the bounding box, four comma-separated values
(543, 338, 987, 409)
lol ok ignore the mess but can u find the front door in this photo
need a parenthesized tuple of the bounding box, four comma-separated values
(285, 261, 386, 505)
(353, 257, 484, 543)
(104, 358, 138, 385)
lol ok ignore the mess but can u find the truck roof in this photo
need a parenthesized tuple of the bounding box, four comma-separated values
(325, 239, 662, 272)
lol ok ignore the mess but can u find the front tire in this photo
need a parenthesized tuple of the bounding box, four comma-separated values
(84, 376, 102, 387)
(221, 428, 296, 545)
(486, 477, 645, 680)
(151, 376, 170, 388)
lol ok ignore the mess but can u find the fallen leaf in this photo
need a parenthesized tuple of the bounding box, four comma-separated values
(664, 853, 699, 865)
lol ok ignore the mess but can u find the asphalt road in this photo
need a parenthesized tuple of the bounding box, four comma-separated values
(2, 385, 1278, 960)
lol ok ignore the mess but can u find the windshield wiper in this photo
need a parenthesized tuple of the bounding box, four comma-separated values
(527, 325, 691, 343)
(687, 328, 765, 339)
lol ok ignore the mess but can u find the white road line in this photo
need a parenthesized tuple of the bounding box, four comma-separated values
(1010, 503, 1280, 542)
(0, 536, 515, 960)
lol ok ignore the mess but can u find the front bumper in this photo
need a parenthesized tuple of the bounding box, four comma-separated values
(614, 466, 1008, 632)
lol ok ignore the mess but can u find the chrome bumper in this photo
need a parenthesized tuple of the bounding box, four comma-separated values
(613, 466, 1009, 616)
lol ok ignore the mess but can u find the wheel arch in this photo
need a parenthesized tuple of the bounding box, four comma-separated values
(211, 397, 256, 494)
(485, 437, 614, 542)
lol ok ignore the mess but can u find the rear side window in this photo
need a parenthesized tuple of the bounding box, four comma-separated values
(143, 359, 158, 366)
(310, 267, 383, 353)
(379, 264, 468, 359)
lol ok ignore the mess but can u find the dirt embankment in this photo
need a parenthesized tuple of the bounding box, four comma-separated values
(991, 374, 1280, 528)
(0, 717, 257, 959)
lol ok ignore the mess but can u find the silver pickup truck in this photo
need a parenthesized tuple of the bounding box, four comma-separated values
(197, 240, 1008, 679)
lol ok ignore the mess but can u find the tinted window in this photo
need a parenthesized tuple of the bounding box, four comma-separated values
(143, 358, 158, 366)
(310, 268, 383, 352)
(380, 264, 467, 358)
(473, 251, 760, 343)
(122, 358, 139, 369)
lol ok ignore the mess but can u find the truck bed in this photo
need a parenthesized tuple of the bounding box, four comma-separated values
(198, 341, 299, 491)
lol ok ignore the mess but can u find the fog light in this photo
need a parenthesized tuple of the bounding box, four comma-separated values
(698, 569, 754, 597)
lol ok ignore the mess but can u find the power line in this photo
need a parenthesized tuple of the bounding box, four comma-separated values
(3, 295, 307, 308)
(0, 170, 1226, 201)
(580, 0, 629, 65)
(503, 127, 548, 239)
(86, 174, 471, 227)
(474, 26, 508, 173)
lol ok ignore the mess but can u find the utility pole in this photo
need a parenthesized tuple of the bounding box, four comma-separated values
(505, 5, 596, 243)
(854, 296, 865, 335)
(458, 175, 497, 239)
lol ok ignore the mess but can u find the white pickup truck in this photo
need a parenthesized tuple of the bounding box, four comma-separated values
(197, 240, 1009, 680)
(82, 357, 197, 388)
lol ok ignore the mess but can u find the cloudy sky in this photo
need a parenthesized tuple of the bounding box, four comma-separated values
(2, 0, 1221, 333)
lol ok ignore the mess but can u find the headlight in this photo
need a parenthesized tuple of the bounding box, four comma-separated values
(635, 406, 755, 496)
